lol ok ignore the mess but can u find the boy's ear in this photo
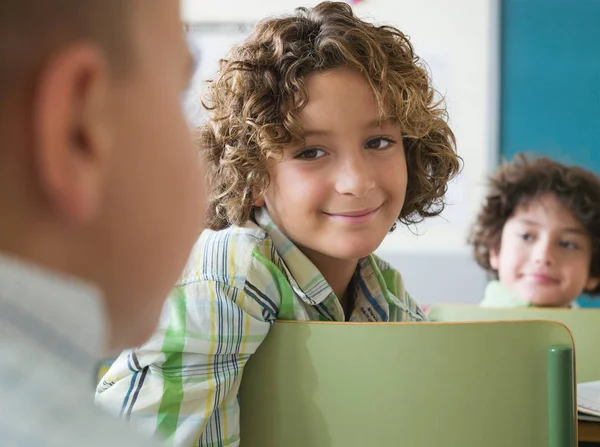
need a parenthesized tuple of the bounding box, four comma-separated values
(253, 186, 265, 207)
(489, 247, 500, 270)
(585, 276, 600, 293)
(33, 43, 112, 223)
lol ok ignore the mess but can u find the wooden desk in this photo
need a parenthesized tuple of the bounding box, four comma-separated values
(579, 420, 600, 443)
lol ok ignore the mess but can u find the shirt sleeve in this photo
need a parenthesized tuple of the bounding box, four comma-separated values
(95, 254, 278, 447)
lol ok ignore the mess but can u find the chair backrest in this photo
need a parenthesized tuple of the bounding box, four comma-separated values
(239, 320, 575, 447)
(428, 305, 600, 382)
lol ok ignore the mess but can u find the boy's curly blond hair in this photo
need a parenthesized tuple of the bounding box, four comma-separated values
(200, 1, 461, 231)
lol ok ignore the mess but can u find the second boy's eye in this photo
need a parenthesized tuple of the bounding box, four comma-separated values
(559, 240, 578, 250)
(519, 233, 534, 242)
(365, 137, 395, 150)
(295, 148, 326, 160)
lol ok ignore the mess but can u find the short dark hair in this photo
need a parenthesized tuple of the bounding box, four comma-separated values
(469, 154, 600, 295)
(0, 0, 132, 105)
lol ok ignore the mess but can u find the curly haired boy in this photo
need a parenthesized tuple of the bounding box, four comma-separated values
(96, 2, 461, 445)
(470, 154, 600, 308)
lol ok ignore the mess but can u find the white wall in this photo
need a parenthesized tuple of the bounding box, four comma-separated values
(182, 0, 499, 304)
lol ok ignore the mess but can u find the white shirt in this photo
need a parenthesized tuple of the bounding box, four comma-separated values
(0, 254, 162, 446)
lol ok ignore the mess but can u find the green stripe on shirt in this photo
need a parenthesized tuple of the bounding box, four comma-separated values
(157, 287, 188, 441)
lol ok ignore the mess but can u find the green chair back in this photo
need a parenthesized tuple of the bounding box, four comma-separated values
(239, 321, 575, 447)
(428, 305, 600, 382)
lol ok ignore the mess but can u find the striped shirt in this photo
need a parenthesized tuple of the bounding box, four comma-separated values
(0, 254, 161, 447)
(95, 207, 426, 447)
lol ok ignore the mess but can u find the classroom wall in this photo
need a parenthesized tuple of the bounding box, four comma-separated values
(182, 0, 499, 305)
(501, 0, 600, 175)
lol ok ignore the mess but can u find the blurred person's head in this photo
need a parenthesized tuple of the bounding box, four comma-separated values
(0, 0, 206, 350)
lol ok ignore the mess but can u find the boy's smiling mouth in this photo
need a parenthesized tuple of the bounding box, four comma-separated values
(323, 205, 383, 223)
(522, 272, 560, 285)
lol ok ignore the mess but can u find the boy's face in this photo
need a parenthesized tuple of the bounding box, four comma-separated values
(94, 2, 205, 348)
(257, 68, 407, 267)
(490, 193, 599, 307)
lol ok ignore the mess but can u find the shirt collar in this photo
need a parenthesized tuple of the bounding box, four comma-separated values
(0, 253, 105, 374)
(255, 207, 333, 305)
(350, 256, 391, 322)
(254, 207, 391, 320)
(480, 280, 531, 308)
(481, 280, 581, 309)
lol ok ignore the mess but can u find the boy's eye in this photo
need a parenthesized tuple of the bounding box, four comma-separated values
(295, 148, 326, 160)
(559, 240, 578, 250)
(365, 137, 395, 150)
(519, 233, 533, 241)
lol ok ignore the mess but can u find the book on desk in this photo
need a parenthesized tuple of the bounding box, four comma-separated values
(578, 381, 600, 422)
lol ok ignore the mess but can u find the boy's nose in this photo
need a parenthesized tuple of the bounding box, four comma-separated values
(533, 241, 554, 266)
(334, 155, 375, 198)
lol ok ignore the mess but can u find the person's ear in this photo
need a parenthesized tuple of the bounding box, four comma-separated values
(489, 247, 500, 270)
(253, 185, 265, 207)
(33, 43, 112, 223)
(585, 276, 600, 293)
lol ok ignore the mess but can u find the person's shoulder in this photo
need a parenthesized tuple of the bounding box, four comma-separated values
(0, 404, 159, 446)
(0, 342, 160, 447)
(178, 222, 274, 290)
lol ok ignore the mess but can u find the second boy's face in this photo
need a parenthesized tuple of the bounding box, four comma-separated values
(258, 68, 407, 266)
(490, 194, 599, 307)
